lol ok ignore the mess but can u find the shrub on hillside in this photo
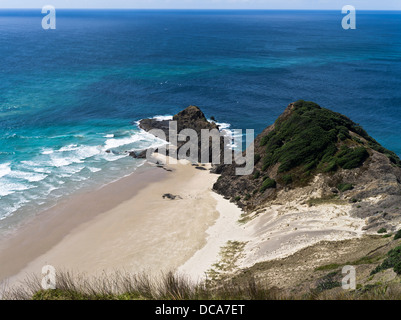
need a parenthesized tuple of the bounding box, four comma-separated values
(337, 183, 353, 192)
(371, 245, 401, 275)
(260, 178, 276, 192)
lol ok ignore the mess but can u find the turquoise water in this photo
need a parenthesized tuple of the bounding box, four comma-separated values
(0, 10, 400, 227)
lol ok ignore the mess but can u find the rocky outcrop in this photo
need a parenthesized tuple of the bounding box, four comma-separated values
(212, 100, 401, 231)
(138, 105, 224, 163)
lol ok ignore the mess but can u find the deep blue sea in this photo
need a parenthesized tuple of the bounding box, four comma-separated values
(0, 10, 400, 228)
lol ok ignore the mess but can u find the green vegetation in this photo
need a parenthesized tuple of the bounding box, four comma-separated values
(4, 258, 401, 300)
(394, 230, 401, 240)
(253, 170, 260, 179)
(337, 183, 353, 192)
(257, 100, 401, 183)
(281, 174, 293, 185)
(307, 195, 347, 206)
(260, 178, 276, 192)
(5, 271, 275, 301)
(314, 263, 341, 272)
(234, 196, 241, 202)
(371, 244, 401, 275)
(335, 146, 369, 170)
(350, 255, 384, 266)
(238, 212, 253, 224)
(207, 241, 247, 282)
(314, 271, 341, 293)
(377, 228, 387, 234)
(315, 252, 385, 275)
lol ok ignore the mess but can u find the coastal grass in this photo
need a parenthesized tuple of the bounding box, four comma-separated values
(314, 253, 385, 273)
(207, 240, 247, 282)
(4, 235, 401, 300)
(314, 263, 342, 272)
(3, 271, 277, 301)
(5, 270, 401, 300)
(307, 195, 347, 206)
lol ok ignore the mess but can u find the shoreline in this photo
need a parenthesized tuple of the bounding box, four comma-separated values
(0, 155, 371, 292)
(0, 158, 231, 288)
(0, 163, 169, 283)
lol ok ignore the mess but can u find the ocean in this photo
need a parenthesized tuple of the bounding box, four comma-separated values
(0, 10, 400, 229)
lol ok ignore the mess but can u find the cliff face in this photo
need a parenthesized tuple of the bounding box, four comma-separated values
(213, 100, 401, 231)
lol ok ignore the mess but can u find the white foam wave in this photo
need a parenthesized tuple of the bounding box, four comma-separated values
(103, 130, 167, 152)
(0, 200, 27, 220)
(57, 164, 85, 177)
(50, 156, 81, 167)
(215, 122, 231, 130)
(102, 153, 128, 162)
(40, 183, 59, 196)
(0, 180, 35, 197)
(32, 167, 52, 174)
(8, 170, 48, 182)
(49, 145, 102, 167)
(20, 160, 38, 167)
(41, 148, 54, 155)
(153, 115, 173, 121)
(58, 144, 78, 152)
(104, 134, 143, 150)
(0, 163, 11, 178)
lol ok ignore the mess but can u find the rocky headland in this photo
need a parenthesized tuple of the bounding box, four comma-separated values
(139, 100, 401, 296)
(212, 100, 401, 232)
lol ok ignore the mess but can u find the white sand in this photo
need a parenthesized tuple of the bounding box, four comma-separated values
(177, 192, 245, 282)
(1, 156, 371, 290)
(1, 159, 221, 287)
(179, 187, 368, 281)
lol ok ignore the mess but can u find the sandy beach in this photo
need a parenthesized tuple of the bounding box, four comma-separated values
(0, 155, 371, 291)
(0, 158, 230, 288)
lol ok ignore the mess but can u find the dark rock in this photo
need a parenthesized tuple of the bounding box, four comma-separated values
(128, 150, 149, 159)
(162, 193, 182, 200)
(138, 105, 225, 163)
(195, 166, 207, 171)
